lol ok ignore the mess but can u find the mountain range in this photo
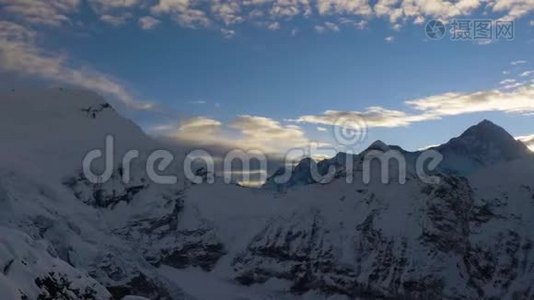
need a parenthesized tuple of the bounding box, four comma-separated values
(1, 88, 534, 300)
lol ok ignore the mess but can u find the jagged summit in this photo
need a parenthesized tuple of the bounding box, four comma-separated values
(437, 119, 530, 163)
(460, 119, 515, 140)
(0, 88, 153, 180)
(361, 140, 407, 154)
(366, 140, 389, 151)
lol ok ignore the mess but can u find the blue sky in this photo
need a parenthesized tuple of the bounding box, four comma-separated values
(1, 0, 534, 155)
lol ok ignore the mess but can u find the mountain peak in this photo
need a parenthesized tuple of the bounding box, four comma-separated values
(459, 119, 516, 142)
(366, 140, 389, 151)
(438, 119, 530, 165)
(478, 119, 495, 126)
(471, 119, 501, 132)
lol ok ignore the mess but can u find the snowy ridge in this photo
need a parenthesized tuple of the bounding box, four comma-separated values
(265, 119, 532, 190)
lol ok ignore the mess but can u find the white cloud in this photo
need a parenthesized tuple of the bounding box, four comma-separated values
(374, 0, 404, 24)
(502, 81, 525, 89)
(296, 106, 425, 128)
(189, 100, 207, 105)
(511, 60, 527, 65)
(385, 35, 395, 42)
(295, 84, 534, 129)
(413, 15, 425, 24)
(499, 78, 527, 90)
(211, 0, 244, 25)
(491, 0, 534, 20)
(155, 114, 314, 154)
(172, 116, 223, 145)
(315, 21, 339, 33)
(353, 19, 368, 30)
(418, 144, 440, 151)
(324, 21, 340, 31)
(151, 0, 210, 28)
(89, 0, 140, 27)
(220, 28, 236, 38)
(314, 25, 326, 33)
(90, 0, 140, 11)
(317, 0, 373, 16)
(269, 0, 311, 18)
(338, 17, 368, 29)
(267, 21, 281, 30)
(0, 21, 152, 110)
(517, 134, 534, 151)
(317, 126, 327, 132)
(248, 8, 264, 19)
(4, 0, 532, 38)
(500, 78, 516, 84)
(374, 0, 482, 27)
(138, 16, 161, 30)
(0, 0, 80, 26)
(100, 13, 132, 26)
(405, 86, 534, 116)
(230, 115, 311, 150)
(520, 70, 534, 77)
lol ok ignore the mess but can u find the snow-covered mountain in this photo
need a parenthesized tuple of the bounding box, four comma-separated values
(264, 120, 532, 190)
(1, 89, 534, 299)
(433, 119, 531, 174)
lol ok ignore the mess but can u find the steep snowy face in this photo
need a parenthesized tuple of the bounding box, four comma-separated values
(0, 89, 224, 299)
(0, 88, 153, 181)
(228, 168, 534, 299)
(0, 226, 112, 300)
(435, 120, 531, 174)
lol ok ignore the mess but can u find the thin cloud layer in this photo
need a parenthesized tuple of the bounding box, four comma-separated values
(0, 0, 80, 26)
(492, 0, 534, 20)
(517, 135, 534, 151)
(0, 20, 153, 110)
(296, 106, 426, 128)
(163, 116, 224, 146)
(296, 84, 534, 129)
(138, 16, 161, 29)
(153, 114, 314, 154)
(231, 115, 311, 150)
(150, 0, 211, 28)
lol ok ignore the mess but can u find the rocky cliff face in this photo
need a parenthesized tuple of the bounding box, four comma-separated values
(230, 170, 534, 299)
